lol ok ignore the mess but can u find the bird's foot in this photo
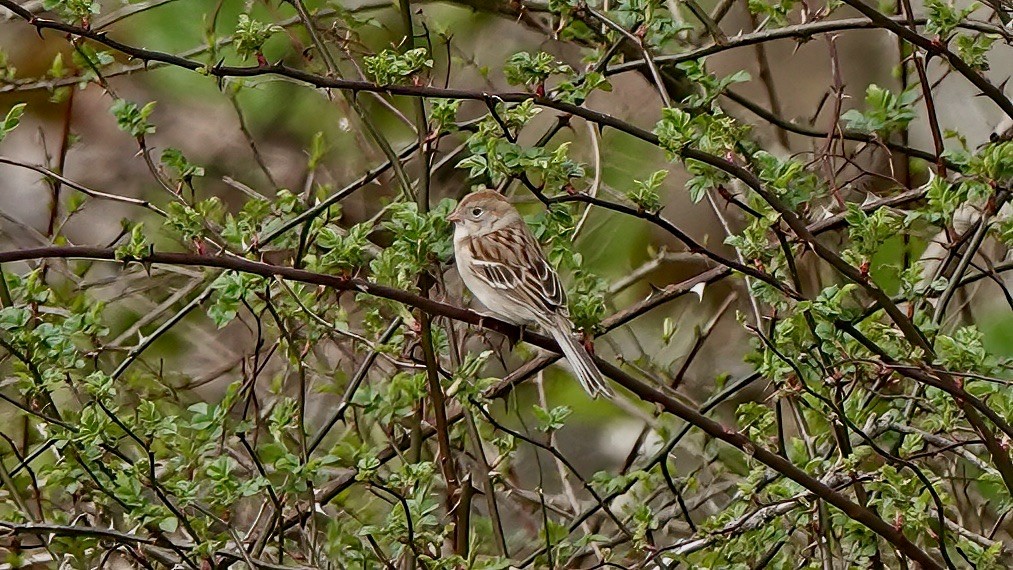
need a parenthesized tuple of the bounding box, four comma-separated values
(506, 325, 528, 348)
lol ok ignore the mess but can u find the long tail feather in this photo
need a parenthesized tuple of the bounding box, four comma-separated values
(548, 321, 613, 399)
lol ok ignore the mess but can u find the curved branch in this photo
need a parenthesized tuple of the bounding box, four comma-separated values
(0, 244, 510, 334)
(606, 16, 1011, 76)
(538, 190, 801, 299)
(0, 157, 168, 216)
(721, 91, 953, 168)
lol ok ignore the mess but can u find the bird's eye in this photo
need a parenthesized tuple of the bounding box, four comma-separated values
(471, 207, 483, 216)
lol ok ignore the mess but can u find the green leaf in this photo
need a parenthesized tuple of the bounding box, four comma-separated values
(751, 151, 821, 210)
(41, 0, 99, 21)
(503, 51, 572, 88)
(0, 103, 26, 143)
(968, 141, 1012, 185)
(610, 0, 690, 46)
(111, 100, 156, 137)
(925, 0, 976, 38)
(556, 71, 612, 104)
(627, 169, 667, 213)
(0, 306, 30, 330)
(568, 272, 608, 334)
(165, 198, 222, 242)
(747, 0, 797, 25)
(533, 404, 572, 432)
(207, 272, 260, 328)
(736, 401, 775, 440)
(676, 60, 751, 109)
(955, 34, 996, 71)
(924, 175, 965, 223)
(161, 148, 205, 181)
(115, 223, 150, 261)
(843, 203, 903, 265)
(0, 50, 15, 82)
(314, 223, 371, 273)
(842, 84, 917, 136)
(430, 99, 461, 130)
(47, 53, 65, 80)
(996, 216, 1013, 247)
(654, 104, 747, 158)
(934, 326, 991, 373)
(356, 455, 381, 480)
(364, 48, 433, 85)
(654, 107, 694, 154)
(591, 469, 650, 495)
(307, 131, 329, 171)
(234, 14, 282, 60)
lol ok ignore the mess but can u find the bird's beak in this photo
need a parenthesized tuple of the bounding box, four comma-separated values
(447, 209, 463, 223)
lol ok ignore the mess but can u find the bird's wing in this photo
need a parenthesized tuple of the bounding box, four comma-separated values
(466, 224, 568, 318)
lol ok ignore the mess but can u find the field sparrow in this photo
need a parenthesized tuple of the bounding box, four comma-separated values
(448, 190, 613, 398)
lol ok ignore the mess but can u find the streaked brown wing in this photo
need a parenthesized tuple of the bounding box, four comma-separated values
(467, 225, 568, 317)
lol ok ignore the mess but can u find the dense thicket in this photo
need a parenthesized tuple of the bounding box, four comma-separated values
(0, 0, 1011, 567)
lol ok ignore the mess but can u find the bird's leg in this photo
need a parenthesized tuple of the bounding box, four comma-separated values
(505, 324, 526, 348)
(475, 315, 521, 347)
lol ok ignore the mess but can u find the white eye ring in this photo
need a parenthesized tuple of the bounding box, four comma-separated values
(471, 207, 483, 216)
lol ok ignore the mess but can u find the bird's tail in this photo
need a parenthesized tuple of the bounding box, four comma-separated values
(548, 319, 613, 399)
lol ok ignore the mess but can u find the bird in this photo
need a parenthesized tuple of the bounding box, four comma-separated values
(447, 189, 613, 399)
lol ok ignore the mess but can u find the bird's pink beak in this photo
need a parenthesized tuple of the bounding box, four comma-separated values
(447, 208, 463, 223)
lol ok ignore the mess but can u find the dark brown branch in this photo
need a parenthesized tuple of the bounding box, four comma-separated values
(606, 16, 1011, 75)
(538, 190, 801, 299)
